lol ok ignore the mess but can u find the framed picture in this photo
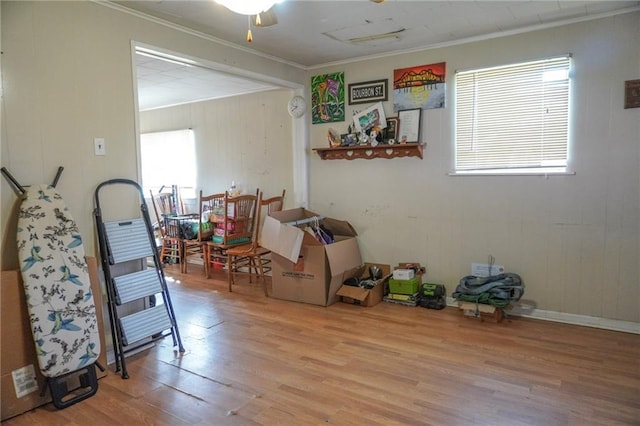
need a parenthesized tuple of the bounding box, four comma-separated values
(311, 72, 345, 124)
(340, 133, 357, 146)
(352, 101, 387, 134)
(384, 117, 398, 142)
(393, 62, 446, 112)
(625, 79, 640, 109)
(397, 108, 421, 143)
(348, 79, 388, 105)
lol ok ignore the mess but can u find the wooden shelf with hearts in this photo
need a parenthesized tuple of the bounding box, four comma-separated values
(312, 143, 424, 160)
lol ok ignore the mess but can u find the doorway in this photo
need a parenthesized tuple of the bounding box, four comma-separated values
(131, 43, 308, 208)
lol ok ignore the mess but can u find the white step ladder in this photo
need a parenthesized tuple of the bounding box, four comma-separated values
(94, 179, 185, 379)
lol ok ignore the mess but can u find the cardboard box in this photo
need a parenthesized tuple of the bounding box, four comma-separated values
(458, 301, 507, 323)
(395, 262, 426, 277)
(336, 263, 391, 307)
(1, 257, 108, 421)
(260, 208, 362, 306)
(392, 269, 415, 280)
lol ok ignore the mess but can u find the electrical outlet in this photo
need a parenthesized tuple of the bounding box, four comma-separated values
(94, 138, 106, 156)
(472, 263, 505, 277)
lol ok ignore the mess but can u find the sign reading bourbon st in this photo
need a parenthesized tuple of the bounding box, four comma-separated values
(348, 79, 388, 105)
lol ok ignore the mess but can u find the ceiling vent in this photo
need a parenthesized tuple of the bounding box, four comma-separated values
(324, 18, 405, 46)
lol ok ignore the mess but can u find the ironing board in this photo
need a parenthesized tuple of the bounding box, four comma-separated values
(16, 182, 101, 408)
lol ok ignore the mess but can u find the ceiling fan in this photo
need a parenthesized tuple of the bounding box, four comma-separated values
(215, 0, 280, 41)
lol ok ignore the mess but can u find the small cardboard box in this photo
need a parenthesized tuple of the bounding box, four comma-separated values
(392, 269, 415, 280)
(395, 262, 425, 274)
(260, 208, 362, 306)
(1, 257, 108, 421)
(336, 263, 391, 307)
(458, 301, 506, 323)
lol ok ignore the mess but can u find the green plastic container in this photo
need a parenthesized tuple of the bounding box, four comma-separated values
(421, 283, 445, 297)
(388, 277, 421, 295)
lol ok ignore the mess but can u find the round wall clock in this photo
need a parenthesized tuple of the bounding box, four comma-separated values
(287, 95, 306, 118)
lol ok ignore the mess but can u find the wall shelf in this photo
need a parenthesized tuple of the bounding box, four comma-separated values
(312, 143, 424, 160)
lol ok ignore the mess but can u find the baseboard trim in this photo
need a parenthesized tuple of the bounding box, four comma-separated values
(446, 297, 639, 334)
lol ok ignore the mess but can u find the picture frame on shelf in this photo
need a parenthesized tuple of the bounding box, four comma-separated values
(397, 108, 421, 143)
(384, 117, 398, 143)
(341, 133, 357, 146)
(352, 101, 387, 134)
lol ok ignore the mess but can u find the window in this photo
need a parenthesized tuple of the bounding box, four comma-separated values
(455, 56, 571, 174)
(140, 129, 196, 198)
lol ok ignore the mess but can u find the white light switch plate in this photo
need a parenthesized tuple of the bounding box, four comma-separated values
(94, 138, 106, 156)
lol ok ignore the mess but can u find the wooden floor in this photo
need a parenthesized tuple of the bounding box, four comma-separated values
(4, 264, 639, 425)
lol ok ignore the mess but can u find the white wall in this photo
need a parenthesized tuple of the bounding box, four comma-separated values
(308, 13, 640, 323)
(139, 90, 294, 205)
(0, 1, 305, 269)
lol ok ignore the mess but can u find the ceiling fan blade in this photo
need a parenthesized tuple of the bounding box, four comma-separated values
(254, 7, 277, 27)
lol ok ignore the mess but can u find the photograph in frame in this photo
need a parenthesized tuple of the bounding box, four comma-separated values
(340, 133, 357, 146)
(384, 117, 398, 143)
(352, 102, 387, 134)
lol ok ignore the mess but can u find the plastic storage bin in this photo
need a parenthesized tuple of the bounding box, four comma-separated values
(388, 276, 421, 295)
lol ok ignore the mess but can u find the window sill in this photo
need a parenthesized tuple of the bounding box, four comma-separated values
(448, 170, 575, 177)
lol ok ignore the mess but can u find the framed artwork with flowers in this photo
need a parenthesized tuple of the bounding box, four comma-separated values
(311, 72, 345, 124)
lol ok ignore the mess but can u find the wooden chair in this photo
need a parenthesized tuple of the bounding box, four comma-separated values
(178, 186, 196, 215)
(261, 189, 286, 216)
(225, 192, 272, 294)
(149, 190, 182, 265)
(204, 190, 258, 279)
(151, 190, 176, 217)
(182, 191, 223, 274)
(252, 189, 286, 278)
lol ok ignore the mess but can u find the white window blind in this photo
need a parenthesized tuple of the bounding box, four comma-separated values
(455, 56, 571, 174)
(140, 129, 196, 198)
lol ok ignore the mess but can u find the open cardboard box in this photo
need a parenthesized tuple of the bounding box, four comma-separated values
(260, 208, 362, 306)
(1, 257, 108, 421)
(395, 262, 426, 277)
(336, 263, 391, 307)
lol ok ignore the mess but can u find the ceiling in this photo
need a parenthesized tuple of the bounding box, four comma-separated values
(135, 50, 280, 111)
(119, 0, 640, 110)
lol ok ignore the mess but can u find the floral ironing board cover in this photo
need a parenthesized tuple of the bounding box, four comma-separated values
(17, 184, 101, 378)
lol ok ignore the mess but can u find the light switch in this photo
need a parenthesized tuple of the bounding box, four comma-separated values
(94, 138, 106, 156)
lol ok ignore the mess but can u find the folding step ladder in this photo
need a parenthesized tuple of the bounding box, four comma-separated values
(94, 179, 185, 379)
